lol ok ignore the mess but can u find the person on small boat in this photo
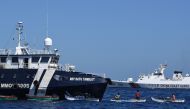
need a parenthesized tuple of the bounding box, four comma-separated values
(114, 93, 121, 100)
(135, 90, 141, 100)
(171, 94, 176, 101)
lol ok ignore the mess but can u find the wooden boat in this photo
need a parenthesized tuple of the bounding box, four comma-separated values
(151, 97, 185, 103)
(0, 95, 17, 100)
(65, 94, 99, 102)
(26, 95, 59, 101)
(110, 98, 146, 103)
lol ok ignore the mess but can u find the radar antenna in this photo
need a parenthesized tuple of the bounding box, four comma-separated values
(16, 22, 23, 47)
(46, 0, 49, 37)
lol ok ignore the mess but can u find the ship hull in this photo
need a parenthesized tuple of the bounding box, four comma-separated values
(129, 83, 190, 89)
(108, 80, 130, 88)
(0, 69, 110, 101)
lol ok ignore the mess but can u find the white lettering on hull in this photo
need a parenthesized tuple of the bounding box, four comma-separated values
(69, 77, 95, 81)
(0, 83, 30, 88)
(37, 69, 56, 96)
(140, 84, 190, 88)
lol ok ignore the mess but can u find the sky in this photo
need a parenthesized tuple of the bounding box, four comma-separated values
(0, 0, 190, 80)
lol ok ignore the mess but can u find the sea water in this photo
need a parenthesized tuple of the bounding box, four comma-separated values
(0, 87, 189, 109)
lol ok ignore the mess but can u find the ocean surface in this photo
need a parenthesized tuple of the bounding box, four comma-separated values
(0, 87, 189, 109)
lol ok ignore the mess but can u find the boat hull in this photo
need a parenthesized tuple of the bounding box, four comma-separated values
(129, 82, 190, 89)
(0, 95, 17, 100)
(110, 99, 146, 103)
(151, 97, 185, 103)
(0, 69, 110, 101)
(108, 80, 130, 88)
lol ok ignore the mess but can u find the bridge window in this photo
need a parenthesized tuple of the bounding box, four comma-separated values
(12, 57, 18, 63)
(0, 57, 7, 63)
(32, 57, 40, 63)
(50, 56, 59, 64)
(41, 57, 50, 63)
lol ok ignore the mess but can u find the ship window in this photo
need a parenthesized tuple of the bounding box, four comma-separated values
(41, 57, 50, 63)
(0, 57, 7, 63)
(1, 74, 4, 78)
(50, 57, 59, 64)
(12, 57, 18, 63)
(32, 57, 40, 63)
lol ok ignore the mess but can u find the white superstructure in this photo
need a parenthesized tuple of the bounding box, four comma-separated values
(0, 22, 59, 70)
(133, 64, 190, 89)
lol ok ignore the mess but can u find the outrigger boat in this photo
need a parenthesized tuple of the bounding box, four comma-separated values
(65, 94, 99, 102)
(0, 95, 17, 100)
(151, 97, 185, 103)
(110, 98, 146, 103)
(26, 95, 59, 101)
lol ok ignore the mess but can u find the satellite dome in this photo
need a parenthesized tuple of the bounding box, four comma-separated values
(44, 37, 52, 48)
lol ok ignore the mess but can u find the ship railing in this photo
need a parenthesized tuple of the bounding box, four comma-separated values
(28, 49, 57, 55)
(91, 73, 106, 78)
(56, 64, 64, 70)
(58, 64, 78, 72)
(0, 49, 59, 55)
(49, 64, 106, 77)
(48, 63, 58, 69)
(0, 49, 14, 55)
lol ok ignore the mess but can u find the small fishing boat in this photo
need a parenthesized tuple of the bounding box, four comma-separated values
(0, 95, 17, 100)
(26, 95, 59, 101)
(151, 97, 185, 103)
(110, 98, 146, 103)
(65, 94, 99, 102)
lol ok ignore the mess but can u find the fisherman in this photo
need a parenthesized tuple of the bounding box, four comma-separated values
(171, 94, 176, 101)
(114, 92, 121, 100)
(135, 90, 141, 100)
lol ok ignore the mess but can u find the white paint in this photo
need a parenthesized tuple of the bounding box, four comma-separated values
(69, 77, 95, 81)
(29, 69, 44, 95)
(1, 83, 29, 88)
(37, 69, 56, 96)
(134, 64, 190, 89)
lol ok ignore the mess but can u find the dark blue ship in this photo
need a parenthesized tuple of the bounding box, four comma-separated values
(0, 22, 111, 101)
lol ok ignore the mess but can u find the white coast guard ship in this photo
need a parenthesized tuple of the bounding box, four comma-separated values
(130, 64, 190, 89)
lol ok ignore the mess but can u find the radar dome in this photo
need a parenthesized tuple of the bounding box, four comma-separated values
(44, 37, 52, 48)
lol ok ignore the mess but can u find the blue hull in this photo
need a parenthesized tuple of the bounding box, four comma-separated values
(0, 69, 110, 101)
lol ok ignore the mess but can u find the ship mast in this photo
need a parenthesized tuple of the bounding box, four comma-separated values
(16, 22, 23, 47)
(15, 22, 27, 55)
(159, 64, 167, 74)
